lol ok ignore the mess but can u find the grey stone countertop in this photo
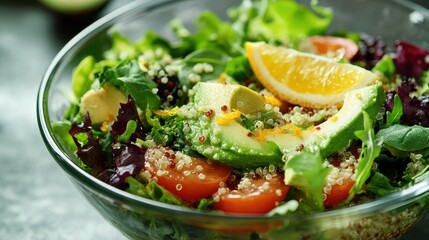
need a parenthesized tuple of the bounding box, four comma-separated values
(0, 0, 428, 239)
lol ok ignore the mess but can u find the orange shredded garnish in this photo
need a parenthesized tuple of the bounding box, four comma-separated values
(216, 109, 242, 125)
(254, 124, 303, 141)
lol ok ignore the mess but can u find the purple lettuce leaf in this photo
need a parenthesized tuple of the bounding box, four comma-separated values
(392, 40, 429, 79)
(70, 97, 147, 189)
(385, 80, 429, 127)
(108, 143, 146, 188)
(352, 34, 387, 69)
(69, 113, 106, 176)
(111, 96, 145, 141)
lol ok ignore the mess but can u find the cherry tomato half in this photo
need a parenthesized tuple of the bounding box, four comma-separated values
(144, 147, 232, 201)
(303, 35, 359, 60)
(214, 175, 289, 214)
(324, 179, 355, 208)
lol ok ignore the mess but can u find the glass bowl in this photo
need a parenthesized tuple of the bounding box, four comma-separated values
(37, 0, 429, 239)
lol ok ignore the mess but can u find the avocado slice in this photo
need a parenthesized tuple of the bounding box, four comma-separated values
(182, 82, 384, 168)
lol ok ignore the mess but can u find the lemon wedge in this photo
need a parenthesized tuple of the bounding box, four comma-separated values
(246, 42, 379, 108)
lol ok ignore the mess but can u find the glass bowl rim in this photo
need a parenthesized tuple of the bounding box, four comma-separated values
(37, 0, 429, 221)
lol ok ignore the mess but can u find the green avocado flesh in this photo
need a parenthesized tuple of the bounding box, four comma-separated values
(182, 82, 384, 168)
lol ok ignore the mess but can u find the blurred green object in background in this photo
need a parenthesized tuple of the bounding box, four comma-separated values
(39, 0, 108, 15)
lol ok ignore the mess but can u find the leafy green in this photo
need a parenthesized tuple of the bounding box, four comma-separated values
(385, 94, 403, 127)
(240, 114, 255, 131)
(375, 124, 429, 151)
(117, 120, 137, 142)
(125, 176, 183, 206)
(104, 31, 137, 60)
(366, 171, 399, 197)
(52, 121, 76, 151)
(347, 112, 380, 200)
(196, 198, 215, 210)
(97, 60, 160, 110)
(372, 54, 396, 79)
(267, 200, 299, 216)
(72, 56, 96, 99)
(177, 49, 229, 87)
(194, 11, 241, 55)
(224, 56, 253, 82)
(63, 103, 81, 122)
(417, 69, 429, 96)
(245, 0, 333, 45)
(283, 151, 330, 210)
(135, 31, 172, 53)
(148, 219, 190, 240)
(171, 11, 242, 57)
(266, 141, 283, 158)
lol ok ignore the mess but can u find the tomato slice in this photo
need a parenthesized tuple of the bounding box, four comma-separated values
(324, 179, 355, 208)
(144, 146, 232, 201)
(303, 35, 359, 60)
(214, 175, 289, 214)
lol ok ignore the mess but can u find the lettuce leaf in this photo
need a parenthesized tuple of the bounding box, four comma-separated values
(245, 0, 333, 45)
(283, 151, 330, 210)
(170, 11, 242, 57)
(125, 176, 183, 206)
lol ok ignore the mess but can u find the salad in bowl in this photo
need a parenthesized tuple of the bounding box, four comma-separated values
(38, 0, 429, 239)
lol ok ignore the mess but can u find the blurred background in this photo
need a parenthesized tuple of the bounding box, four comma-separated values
(0, 0, 428, 239)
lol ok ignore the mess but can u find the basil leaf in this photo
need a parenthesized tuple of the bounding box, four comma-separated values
(375, 124, 429, 151)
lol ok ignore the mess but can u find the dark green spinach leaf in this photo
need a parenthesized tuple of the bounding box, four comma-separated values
(376, 124, 429, 151)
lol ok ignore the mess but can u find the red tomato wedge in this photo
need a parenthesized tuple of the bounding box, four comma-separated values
(302, 36, 359, 60)
(214, 175, 289, 214)
(144, 147, 232, 201)
(324, 179, 355, 208)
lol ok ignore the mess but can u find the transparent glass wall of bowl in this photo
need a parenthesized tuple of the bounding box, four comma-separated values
(38, 0, 429, 239)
